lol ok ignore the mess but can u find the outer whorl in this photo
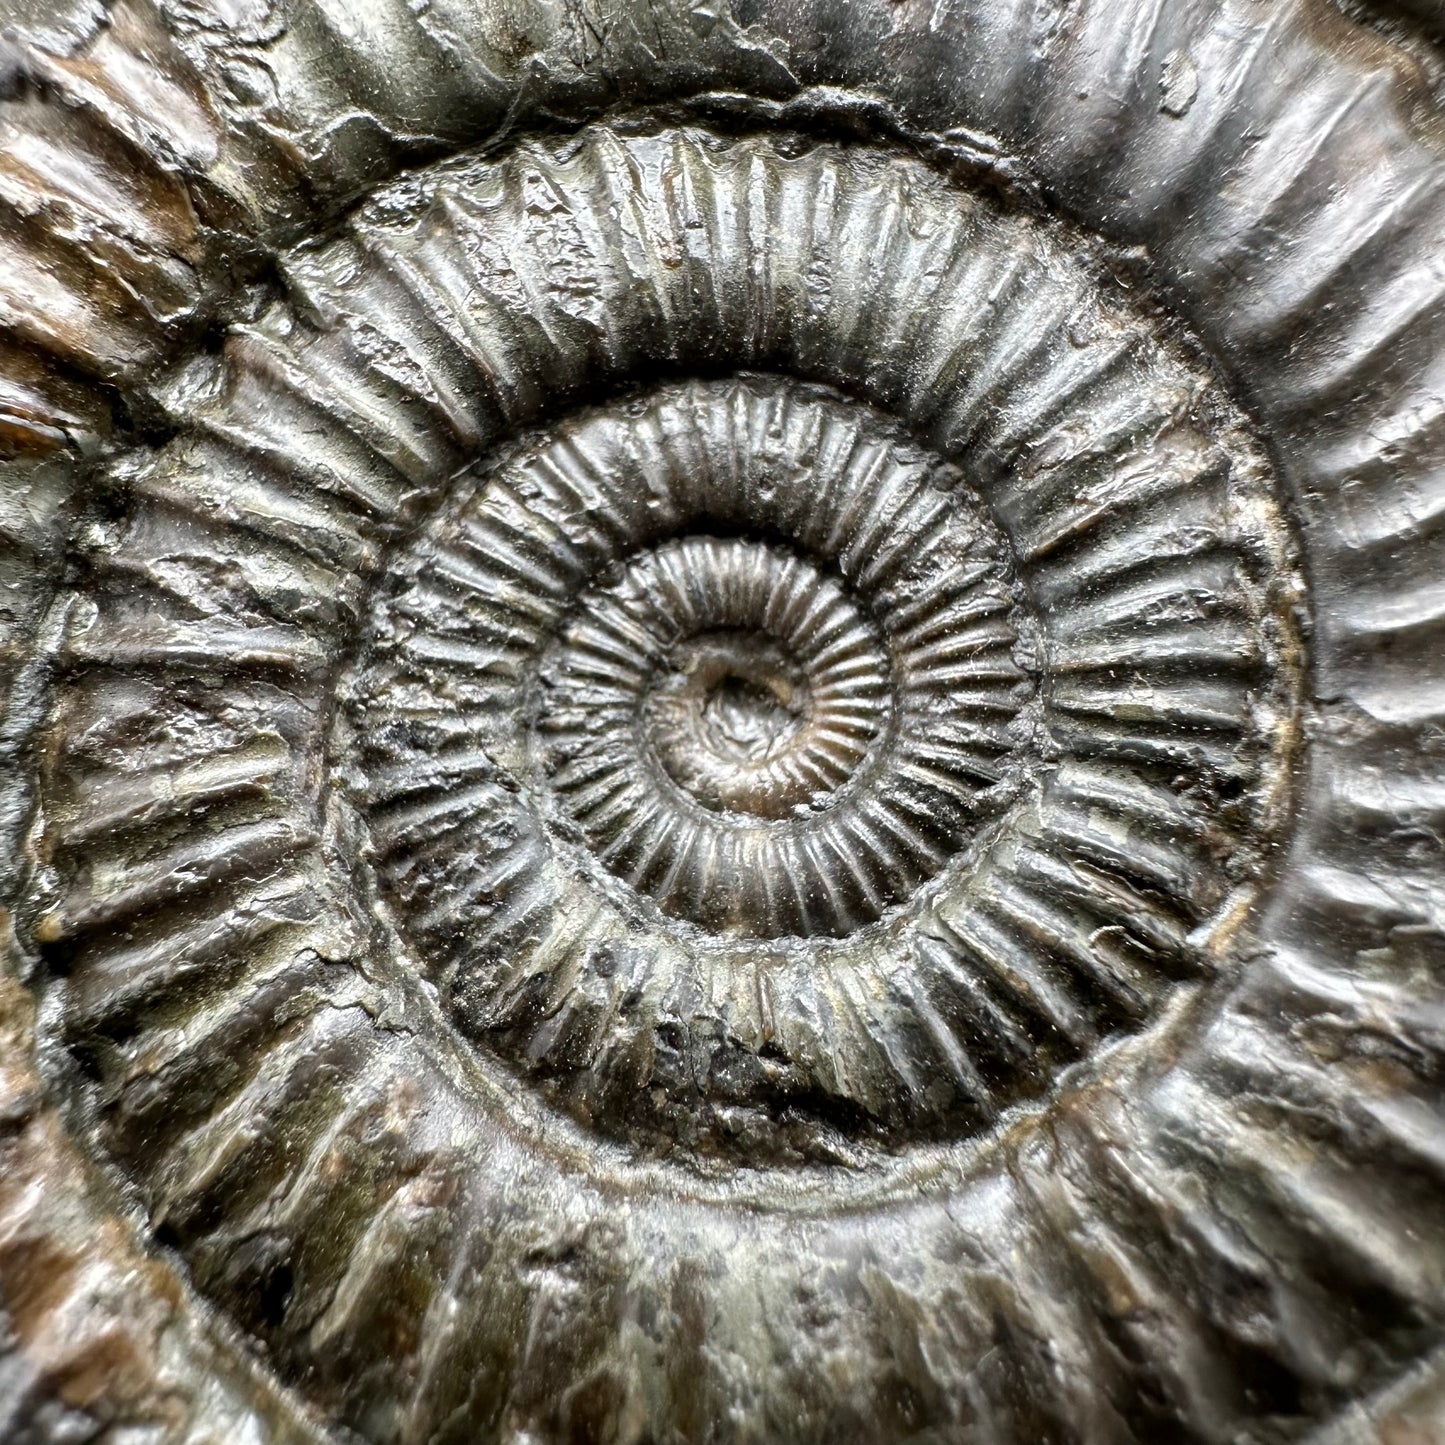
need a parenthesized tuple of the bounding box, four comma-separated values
(0, 3, 1443, 1444)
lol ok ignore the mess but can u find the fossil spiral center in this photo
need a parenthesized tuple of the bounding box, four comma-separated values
(683, 645, 805, 763)
(547, 536, 889, 833)
(653, 635, 814, 810)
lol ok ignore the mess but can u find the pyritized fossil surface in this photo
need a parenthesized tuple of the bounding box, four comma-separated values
(1, 2, 1443, 1443)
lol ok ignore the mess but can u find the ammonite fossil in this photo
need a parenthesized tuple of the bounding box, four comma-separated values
(1, 1, 1442, 1442)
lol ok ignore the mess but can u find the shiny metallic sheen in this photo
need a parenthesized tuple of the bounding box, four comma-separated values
(0, 1, 1442, 1442)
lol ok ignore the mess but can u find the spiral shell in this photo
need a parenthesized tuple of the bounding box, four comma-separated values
(1, 2, 1444, 1443)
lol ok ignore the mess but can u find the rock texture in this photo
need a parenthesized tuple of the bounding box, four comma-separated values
(0, 1, 1443, 1443)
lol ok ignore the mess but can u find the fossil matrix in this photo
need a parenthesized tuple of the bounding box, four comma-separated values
(0, 1, 1443, 1443)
